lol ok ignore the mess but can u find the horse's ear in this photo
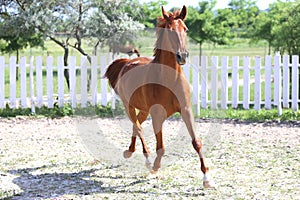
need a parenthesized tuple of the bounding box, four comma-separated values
(162, 6, 169, 20)
(179, 5, 187, 21)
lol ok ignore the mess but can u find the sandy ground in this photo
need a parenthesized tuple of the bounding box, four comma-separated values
(0, 116, 299, 199)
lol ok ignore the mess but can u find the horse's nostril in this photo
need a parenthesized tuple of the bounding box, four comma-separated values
(176, 53, 182, 60)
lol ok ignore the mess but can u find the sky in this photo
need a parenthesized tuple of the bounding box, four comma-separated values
(139, 0, 278, 10)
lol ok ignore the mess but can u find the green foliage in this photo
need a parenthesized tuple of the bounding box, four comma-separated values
(88, 0, 144, 44)
(280, 110, 300, 121)
(250, 1, 300, 55)
(1, 102, 299, 122)
(199, 108, 300, 122)
(185, 1, 232, 57)
(0, 0, 144, 65)
(250, 11, 274, 54)
(138, 0, 168, 28)
(271, 1, 300, 55)
(0, 1, 44, 55)
(0, 32, 44, 54)
(0, 102, 125, 118)
(0, 103, 73, 118)
(186, 1, 217, 45)
(74, 102, 125, 118)
(228, 0, 260, 38)
(226, 109, 279, 122)
(0, 104, 32, 117)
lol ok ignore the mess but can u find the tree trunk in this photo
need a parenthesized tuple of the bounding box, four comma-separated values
(199, 42, 203, 65)
(16, 50, 19, 81)
(63, 46, 70, 90)
(94, 41, 100, 56)
(47, 35, 70, 90)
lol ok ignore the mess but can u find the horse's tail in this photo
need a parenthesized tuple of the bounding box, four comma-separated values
(104, 58, 129, 92)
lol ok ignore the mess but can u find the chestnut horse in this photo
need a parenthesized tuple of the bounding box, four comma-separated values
(105, 6, 214, 188)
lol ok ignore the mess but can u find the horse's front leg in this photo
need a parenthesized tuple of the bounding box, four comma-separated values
(149, 104, 167, 174)
(123, 111, 149, 158)
(192, 137, 215, 188)
(181, 106, 215, 188)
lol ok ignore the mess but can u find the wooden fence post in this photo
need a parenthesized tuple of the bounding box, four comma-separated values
(274, 55, 282, 115)
(254, 56, 261, 110)
(0, 57, 5, 108)
(243, 56, 250, 109)
(201, 56, 208, 109)
(282, 55, 290, 108)
(265, 56, 272, 110)
(36, 57, 43, 108)
(69, 56, 77, 108)
(192, 56, 200, 115)
(231, 56, 239, 109)
(221, 56, 228, 109)
(91, 56, 98, 106)
(20, 56, 27, 108)
(9, 56, 17, 108)
(81, 56, 88, 108)
(46, 56, 54, 108)
(292, 55, 299, 112)
(57, 56, 65, 107)
(211, 56, 218, 109)
(29, 56, 35, 113)
(100, 56, 108, 106)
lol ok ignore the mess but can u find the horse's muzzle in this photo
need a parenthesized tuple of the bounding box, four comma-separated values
(176, 51, 189, 65)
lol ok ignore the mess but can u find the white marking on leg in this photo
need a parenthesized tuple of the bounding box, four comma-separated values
(145, 158, 152, 171)
(203, 172, 216, 189)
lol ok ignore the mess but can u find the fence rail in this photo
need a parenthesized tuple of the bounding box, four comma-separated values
(0, 55, 299, 115)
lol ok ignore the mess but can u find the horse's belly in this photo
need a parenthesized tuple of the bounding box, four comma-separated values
(130, 85, 180, 114)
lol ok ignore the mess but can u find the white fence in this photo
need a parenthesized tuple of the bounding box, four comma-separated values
(0, 55, 299, 115)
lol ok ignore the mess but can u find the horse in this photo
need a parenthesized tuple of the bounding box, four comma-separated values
(110, 45, 141, 58)
(105, 6, 214, 188)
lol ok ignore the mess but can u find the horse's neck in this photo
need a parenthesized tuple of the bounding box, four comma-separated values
(153, 50, 181, 72)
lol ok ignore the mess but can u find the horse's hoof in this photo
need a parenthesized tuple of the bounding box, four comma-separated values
(203, 180, 216, 189)
(150, 169, 158, 174)
(145, 160, 152, 170)
(123, 150, 133, 158)
(203, 173, 216, 189)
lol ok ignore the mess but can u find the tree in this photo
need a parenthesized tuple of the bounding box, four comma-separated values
(7, 0, 144, 89)
(138, 0, 168, 28)
(228, 0, 260, 38)
(263, 1, 300, 100)
(87, 0, 144, 56)
(270, 1, 300, 56)
(250, 11, 274, 55)
(0, 1, 44, 79)
(185, 1, 232, 59)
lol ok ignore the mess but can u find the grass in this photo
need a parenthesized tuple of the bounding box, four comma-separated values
(0, 30, 298, 121)
(1, 102, 299, 122)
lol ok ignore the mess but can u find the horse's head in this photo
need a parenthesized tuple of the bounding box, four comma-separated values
(157, 6, 189, 65)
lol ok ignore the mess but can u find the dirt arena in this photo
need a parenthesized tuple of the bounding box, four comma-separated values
(0, 117, 299, 199)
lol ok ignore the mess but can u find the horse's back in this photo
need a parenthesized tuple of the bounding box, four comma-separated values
(121, 56, 152, 74)
(105, 57, 153, 93)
